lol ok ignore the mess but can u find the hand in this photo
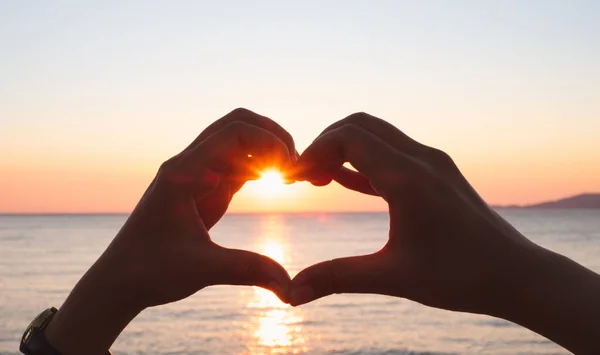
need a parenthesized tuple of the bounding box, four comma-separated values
(289, 112, 600, 354)
(289, 112, 538, 314)
(45, 108, 295, 355)
(110, 107, 296, 307)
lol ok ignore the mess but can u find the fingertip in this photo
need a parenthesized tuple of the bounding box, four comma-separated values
(290, 269, 310, 286)
(291, 167, 334, 186)
(310, 176, 333, 186)
(285, 164, 308, 182)
(211, 247, 291, 292)
(267, 281, 290, 303)
(289, 284, 315, 306)
(287, 271, 313, 306)
(266, 260, 292, 289)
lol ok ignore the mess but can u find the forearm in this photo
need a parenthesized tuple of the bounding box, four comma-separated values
(493, 245, 600, 354)
(44, 254, 143, 355)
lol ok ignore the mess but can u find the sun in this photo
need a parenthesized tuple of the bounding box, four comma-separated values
(249, 169, 286, 197)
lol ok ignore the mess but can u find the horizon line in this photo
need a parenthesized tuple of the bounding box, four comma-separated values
(0, 210, 390, 216)
(3, 192, 598, 216)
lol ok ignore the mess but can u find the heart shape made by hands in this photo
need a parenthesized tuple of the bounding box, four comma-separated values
(227, 112, 512, 319)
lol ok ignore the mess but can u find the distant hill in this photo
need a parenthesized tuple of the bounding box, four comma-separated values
(496, 193, 600, 209)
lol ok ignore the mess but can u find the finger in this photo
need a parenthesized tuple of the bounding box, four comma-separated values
(307, 172, 334, 187)
(289, 253, 385, 306)
(206, 246, 291, 301)
(158, 122, 292, 198)
(321, 113, 461, 176)
(332, 167, 379, 196)
(284, 150, 301, 184)
(187, 121, 293, 182)
(292, 124, 416, 200)
(183, 108, 296, 160)
(302, 167, 378, 195)
(317, 112, 429, 158)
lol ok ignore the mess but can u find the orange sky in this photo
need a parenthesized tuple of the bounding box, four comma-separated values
(1, 142, 599, 214)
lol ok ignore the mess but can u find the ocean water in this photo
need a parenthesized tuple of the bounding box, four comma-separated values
(1, 210, 600, 355)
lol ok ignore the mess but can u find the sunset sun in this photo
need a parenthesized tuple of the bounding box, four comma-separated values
(249, 170, 287, 197)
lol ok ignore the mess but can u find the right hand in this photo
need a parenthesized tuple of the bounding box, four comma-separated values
(289, 112, 539, 315)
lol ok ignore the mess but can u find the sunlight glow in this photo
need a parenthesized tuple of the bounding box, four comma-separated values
(262, 240, 285, 264)
(249, 170, 287, 197)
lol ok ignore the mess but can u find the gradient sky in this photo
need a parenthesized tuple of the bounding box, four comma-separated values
(1, 0, 599, 213)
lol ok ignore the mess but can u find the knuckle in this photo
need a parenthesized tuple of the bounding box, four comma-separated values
(156, 155, 211, 191)
(344, 111, 372, 124)
(424, 148, 456, 170)
(155, 161, 180, 191)
(156, 156, 191, 188)
(230, 107, 252, 116)
(157, 157, 179, 178)
(228, 109, 294, 152)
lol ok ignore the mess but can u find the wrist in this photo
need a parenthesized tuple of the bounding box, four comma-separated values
(488, 243, 600, 353)
(45, 253, 145, 355)
(480, 238, 549, 318)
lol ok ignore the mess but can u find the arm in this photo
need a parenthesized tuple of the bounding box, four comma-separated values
(495, 245, 600, 355)
(27, 108, 295, 355)
(289, 112, 600, 354)
(44, 256, 143, 355)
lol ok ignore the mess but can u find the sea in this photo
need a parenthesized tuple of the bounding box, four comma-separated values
(1, 210, 599, 355)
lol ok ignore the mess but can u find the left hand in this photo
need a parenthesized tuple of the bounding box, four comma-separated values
(45, 108, 295, 355)
(110, 107, 296, 307)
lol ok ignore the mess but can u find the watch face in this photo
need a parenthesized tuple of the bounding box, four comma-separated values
(22, 328, 33, 343)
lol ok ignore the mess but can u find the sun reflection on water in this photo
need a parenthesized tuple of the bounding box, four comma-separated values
(262, 240, 285, 264)
(244, 215, 307, 354)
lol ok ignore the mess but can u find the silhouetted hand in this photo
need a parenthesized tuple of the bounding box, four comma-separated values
(289, 112, 534, 311)
(45, 108, 295, 355)
(108, 108, 296, 307)
(289, 112, 600, 354)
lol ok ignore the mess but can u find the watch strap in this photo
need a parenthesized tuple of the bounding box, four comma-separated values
(20, 307, 112, 355)
(20, 327, 63, 355)
(20, 307, 62, 355)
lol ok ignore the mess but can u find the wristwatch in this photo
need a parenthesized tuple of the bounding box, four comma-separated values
(20, 307, 112, 355)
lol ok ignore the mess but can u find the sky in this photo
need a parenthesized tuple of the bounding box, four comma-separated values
(1, 0, 599, 213)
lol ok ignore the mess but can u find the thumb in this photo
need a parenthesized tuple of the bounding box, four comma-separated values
(206, 246, 291, 301)
(333, 167, 380, 196)
(289, 253, 386, 306)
